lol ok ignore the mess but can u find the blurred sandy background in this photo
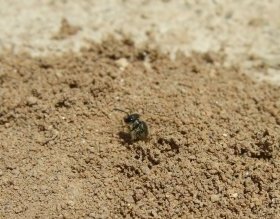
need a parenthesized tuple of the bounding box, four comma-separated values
(0, 0, 279, 84)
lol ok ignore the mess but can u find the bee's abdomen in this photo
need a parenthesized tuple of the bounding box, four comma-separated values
(130, 120, 148, 141)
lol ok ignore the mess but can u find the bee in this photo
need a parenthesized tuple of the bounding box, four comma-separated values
(114, 108, 149, 141)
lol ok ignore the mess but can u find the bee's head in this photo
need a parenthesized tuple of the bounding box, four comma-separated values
(114, 108, 140, 124)
(124, 113, 139, 124)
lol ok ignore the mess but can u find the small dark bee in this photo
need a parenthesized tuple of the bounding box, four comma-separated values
(114, 108, 149, 141)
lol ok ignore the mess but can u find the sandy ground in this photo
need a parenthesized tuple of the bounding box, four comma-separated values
(0, 1, 280, 218)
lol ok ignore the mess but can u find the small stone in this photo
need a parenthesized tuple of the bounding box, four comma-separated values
(62, 212, 70, 219)
(55, 70, 63, 78)
(88, 213, 95, 218)
(14, 205, 23, 213)
(26, 96, 37, 106)
(228, 189, 238, 198)
(150, 209, 158, 217)
(210, 194, 220, 202)
(11, 168, 20, 177)
(252, 197, 262, 206)
(67, 200, 74, 207)
(115, 58, 129, 70)
(188, 155, 196, 160)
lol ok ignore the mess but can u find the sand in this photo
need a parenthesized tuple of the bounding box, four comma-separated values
(0, 1, 280, 218)
(0, 39, 280, 218)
